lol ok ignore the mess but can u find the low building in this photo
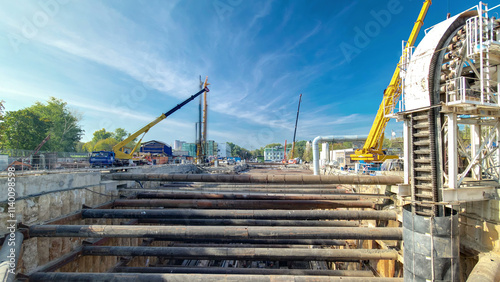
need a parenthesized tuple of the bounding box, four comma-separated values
(217, 143, 231, 158)
(264, 146, 291, 162)
(140, 140, 172, 156)
(172, 151, 189, 157)
(330, 148, 355, 168)
(181, 143, 197, 157)
(206, 140, 217, 158)
(173, 140, 186, 151)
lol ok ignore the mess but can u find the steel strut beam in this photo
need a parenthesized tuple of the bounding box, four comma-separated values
(81, 209, 397, 220)
(124, 187, 351, 194)
(28, 225, 403, 240)
(82, 246, 398, 261)
(111, 173, 403, 185)
(135, 218, 360, 227)
(29, 273, 405, 281)
(134, 192, 384, 200)
(113, 266, 374, 276)
(111, 199, 375, 209)
(153, 238, 348, 245)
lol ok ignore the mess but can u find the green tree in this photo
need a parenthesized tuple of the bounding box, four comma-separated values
(93, 137, 119, 151)
(1, 108, 51, 150)
(29, 97, 83, 152)
(0, 100, 5, 147)
(74, 141, 86, 153)
(112, 128, 128, 142)
(265, 143, 282, 148)
(292, 140, 307, 159)
(302, 142, 313, 162)
(383, 137, 403, 150)
(226, 142, 251, 159)
(0, 100, 5, 121)
(92, 128, 112, 143)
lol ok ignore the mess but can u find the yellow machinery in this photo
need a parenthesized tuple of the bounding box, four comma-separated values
(113, 78, 210, 163)
(351, 0, 431, 162)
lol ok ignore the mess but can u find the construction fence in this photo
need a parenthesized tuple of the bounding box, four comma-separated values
(0, 149, 90, 171)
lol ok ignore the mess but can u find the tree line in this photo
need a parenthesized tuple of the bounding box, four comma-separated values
(0, 98, 83, 152)
(0, 98, 135, 154)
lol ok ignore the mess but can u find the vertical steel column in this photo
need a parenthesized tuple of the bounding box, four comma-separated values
(403, 118, 411, 185)
(471, 124, 481, 180)
(496, 123, 500, 182)
(447, 113, 458, 189)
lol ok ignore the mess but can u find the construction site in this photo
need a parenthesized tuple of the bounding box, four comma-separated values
(2, 1, 500, 281)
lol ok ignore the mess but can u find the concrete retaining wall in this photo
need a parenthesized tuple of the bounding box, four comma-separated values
(0, 172, 101, 202)
(0, 171, 134, 274)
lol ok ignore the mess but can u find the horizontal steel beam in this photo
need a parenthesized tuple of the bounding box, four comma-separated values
(112, 199, 375, 209)
(158, 183, 343, 188)
(126, 188, 350, 194)
(82, 246, 398, 261)
(154, 238, 347, 245)
(165, 243, 335, 248)
(135, 192, 382, 201)
(82, 209, 397, 221)
(111, 173, 402, 185)
(136, 218, 359, 227)
(113, 266, 374, 276)
(29, 225, 403, 240)
(29, 273, 404, 281)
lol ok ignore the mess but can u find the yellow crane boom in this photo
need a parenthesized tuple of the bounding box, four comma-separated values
(351, 0, 431, 162)
(114, 79, 210, 160)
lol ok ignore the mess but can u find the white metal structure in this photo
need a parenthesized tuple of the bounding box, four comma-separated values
(399, 2, 500, 204)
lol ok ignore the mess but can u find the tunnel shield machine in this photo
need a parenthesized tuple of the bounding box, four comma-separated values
(394, 2, 500, 281)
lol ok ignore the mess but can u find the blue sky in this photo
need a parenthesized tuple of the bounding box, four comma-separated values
(0, 0, 486, 150)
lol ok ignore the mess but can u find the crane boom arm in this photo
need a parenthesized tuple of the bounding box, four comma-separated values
(113, 86, 210, 160)
(351, 0, 431, 162)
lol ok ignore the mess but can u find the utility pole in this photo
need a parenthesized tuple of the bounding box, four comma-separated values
(201, 76, 209, 164)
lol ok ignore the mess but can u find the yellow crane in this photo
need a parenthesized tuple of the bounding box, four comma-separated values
(88, 79, 210, 167)
(350, 0, 431, 162)
(114, 79, 209, 161)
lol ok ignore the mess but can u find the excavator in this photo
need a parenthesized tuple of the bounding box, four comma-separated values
(350, 0, 431, 163)
(90, 78, 210, 167)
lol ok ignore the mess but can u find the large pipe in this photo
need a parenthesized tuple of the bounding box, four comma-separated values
(112, 199, 375, 209)
(29, 273, 405, 281)
(313, 135, 367, 175)
(82, 246, 398, 261)
(136, 218, 359, 227)
(159, 183, 343, 188)
(29, 225, 403, 240)
(0, 232, 23, 282)
(82, 209, 397, 220)
(155, 238, 348, 245)
(125, 188, 351, 194)
(135, 192, 383, 200)
(113, 266, 373, 276)
(166, 243, 341, 248)
(467, 253, 500, 282)
(111, 173, 402, 185)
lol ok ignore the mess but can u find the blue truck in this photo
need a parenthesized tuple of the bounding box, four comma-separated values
(89, 151, 117, 168)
